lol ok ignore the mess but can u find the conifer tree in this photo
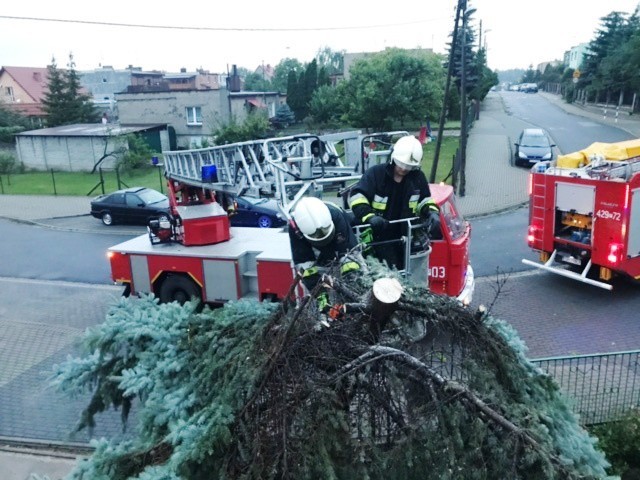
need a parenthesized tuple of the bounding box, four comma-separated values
(42, 57, 68, 127)
(42, 54, 98, 127)
(52, 261, 610, 479)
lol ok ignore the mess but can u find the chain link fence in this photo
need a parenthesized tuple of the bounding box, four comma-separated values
(532, 350, 640, 425)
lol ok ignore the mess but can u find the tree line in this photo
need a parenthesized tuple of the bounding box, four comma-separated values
(519, 6, 640, 110)
(2, 23, 498, 144)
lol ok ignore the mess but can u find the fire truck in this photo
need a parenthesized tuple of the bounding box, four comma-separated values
(107, 132, 474, 305)
(522, 138, 640, 289)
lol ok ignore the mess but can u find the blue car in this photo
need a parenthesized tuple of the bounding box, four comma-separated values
(230, 196, 287, 228)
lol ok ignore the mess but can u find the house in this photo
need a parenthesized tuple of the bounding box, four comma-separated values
(15, 123, 169, 172)
(0, 66, 50, 126)
(115, 82, 284, 149)
(164, 68, 225, 91)
(79, 65, 142, 120)
(536, 60, 562, 74)
(254, 63, 275, 82)
(564, 43, 591, 71)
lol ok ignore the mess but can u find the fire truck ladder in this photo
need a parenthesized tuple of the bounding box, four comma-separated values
(529, 168, 547, 230)
(162, 135, 362, 212)
(590, 156, 640, 180)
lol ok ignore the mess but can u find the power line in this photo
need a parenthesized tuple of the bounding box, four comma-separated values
(0, 14, 450, 32)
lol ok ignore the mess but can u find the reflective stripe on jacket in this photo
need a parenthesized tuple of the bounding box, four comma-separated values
(349, 163, 437, 224)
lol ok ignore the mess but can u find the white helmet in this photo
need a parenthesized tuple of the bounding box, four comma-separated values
(391, 135, 423, 170)
(292, 197, 335, 246)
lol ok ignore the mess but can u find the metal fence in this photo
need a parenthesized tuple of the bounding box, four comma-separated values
(532, 350, 640, 425)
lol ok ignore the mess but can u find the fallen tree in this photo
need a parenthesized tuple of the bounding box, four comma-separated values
(52, 261, 609, 479)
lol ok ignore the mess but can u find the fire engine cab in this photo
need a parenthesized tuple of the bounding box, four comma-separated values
(107, 132, 474, 305)
(523, 138, 640, 289)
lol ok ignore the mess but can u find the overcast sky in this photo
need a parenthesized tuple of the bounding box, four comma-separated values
(1, 0, 639, 74)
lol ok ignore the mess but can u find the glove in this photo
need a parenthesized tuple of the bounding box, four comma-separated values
(317, 290, 330, 312)
(367, 215, 388, 232)
(423, 210, 441, 238)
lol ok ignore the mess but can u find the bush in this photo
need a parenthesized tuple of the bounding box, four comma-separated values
(0, 151, 17, 174)
(0, 125, 26, 144)
(118, 134, 160, 173)
(590, 408, 640, 476)
(212, 112, 269, 145)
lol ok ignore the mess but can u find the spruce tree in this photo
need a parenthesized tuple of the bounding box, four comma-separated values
(42, 57, 68, 127)
(41, 54, 98, 127)
(52, 259, 610, 480)
(65, 54, 99, 124)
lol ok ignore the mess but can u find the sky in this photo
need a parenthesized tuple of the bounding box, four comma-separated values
(1, 0, 639, 74)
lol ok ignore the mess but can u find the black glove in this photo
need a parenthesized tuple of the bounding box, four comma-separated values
(423, 210, 441, 238)
(367, 215, 388, 232)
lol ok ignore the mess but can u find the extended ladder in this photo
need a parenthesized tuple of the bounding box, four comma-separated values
(162, 135, 362, 211)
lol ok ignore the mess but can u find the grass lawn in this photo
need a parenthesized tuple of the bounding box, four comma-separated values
(0, 137, 458, 196)
(0, 167, 167, 196)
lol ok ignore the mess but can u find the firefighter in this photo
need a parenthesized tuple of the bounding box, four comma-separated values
(289, 196, 363, 323)
(349, 135, 440, 270)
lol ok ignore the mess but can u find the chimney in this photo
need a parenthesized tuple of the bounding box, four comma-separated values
(33, 72, 42, 82)
(180, 67, 187, 73)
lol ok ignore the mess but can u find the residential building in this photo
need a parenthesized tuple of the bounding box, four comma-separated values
(254, 63, 275, 82)
(536, 60, 562, 74)
(79, 65, 141, 121)
(0, 66, 50, 126)
(564, 43, 591, 71)
(115, 71, 284, 150)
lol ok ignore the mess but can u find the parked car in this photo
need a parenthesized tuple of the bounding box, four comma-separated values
(521, 83, 538, 93)
(514, 128, 555, 167)
(90, 187, 171, 226)
(92, 187, 286, 229)
(230, 196, 286, 228)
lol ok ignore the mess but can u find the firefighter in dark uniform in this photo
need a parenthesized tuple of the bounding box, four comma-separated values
(349, 135, 440, 270)
(289, 196, 363, 318)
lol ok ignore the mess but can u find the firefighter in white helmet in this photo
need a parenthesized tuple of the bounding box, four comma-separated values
(349, 134, 440, 269)
(289, 197, 363, 321)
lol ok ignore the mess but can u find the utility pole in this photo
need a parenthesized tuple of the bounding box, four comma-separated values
(429, 0, 463, 184)
(459, 3, 468, 197)
(458, 2, 475, 197)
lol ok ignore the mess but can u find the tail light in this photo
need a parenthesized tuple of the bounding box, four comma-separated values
(527, 225, 538, 245)
(607, 242, 624, 264)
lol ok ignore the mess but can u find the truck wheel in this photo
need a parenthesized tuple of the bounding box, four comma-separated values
(101, 212, 114, 226)
(159, 275, 201, 305)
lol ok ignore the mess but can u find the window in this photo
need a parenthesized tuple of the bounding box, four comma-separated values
(4, 86, 14, 101)
(111, 193, 125, 204)
(186, 106, 202, 126)
(440, 200, 466, 241)
(125, 194, 142, 207)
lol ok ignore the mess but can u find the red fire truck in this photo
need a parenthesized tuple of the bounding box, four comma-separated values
(107, 133, 474, 305)
(522, 138, 640, 289)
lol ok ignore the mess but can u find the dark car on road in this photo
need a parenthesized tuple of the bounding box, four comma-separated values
(91, 188, 286, 229)
(231, 196, 286, 228)
(514, 128, 555, 167)
(91, 187, 171, 226)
